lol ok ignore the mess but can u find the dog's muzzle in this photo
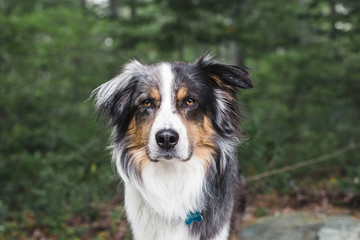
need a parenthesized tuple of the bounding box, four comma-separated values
(147, 128, 192, 161)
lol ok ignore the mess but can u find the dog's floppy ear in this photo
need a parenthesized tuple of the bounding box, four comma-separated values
(92, 61, 141, 133)
(195, 54, 253, 90)
(195, 54, 253, 139)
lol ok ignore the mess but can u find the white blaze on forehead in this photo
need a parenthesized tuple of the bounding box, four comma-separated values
(159, 63, 176, 121)
(147, 63, 190, 161)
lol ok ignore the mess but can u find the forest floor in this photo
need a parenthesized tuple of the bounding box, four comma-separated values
(242, 192, 360, 228)
(3, 191, 360, 240)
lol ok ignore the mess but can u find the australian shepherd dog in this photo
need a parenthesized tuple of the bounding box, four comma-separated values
(92, 55, 253, 240)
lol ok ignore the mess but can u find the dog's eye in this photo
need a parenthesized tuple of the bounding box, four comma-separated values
(142, 99, 152, 107)
(185, 98, 196, 106)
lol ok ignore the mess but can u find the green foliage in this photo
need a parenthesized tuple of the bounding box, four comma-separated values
(241, 42, 360, 192)
(254, 207, 268, 217)
(1, 0, 360, 238)
(0, 6, 118, 237)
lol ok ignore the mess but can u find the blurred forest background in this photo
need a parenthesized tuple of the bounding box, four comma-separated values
(1, 0, 360, 239)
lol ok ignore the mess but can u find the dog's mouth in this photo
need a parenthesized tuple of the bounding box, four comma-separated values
(147, 145, 193, 163)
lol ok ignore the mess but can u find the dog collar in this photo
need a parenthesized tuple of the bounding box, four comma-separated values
(185, 210, 203, 225)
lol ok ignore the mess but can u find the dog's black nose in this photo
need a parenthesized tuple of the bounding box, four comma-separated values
(156, 129, 179, 150)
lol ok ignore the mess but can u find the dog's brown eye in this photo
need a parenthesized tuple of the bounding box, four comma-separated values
(142, 99, 152, 107)
(185, 98, 195, 106)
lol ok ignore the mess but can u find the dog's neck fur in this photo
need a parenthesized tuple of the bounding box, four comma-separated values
(116, 154, 230, 240)
(122, 156, 205, 220)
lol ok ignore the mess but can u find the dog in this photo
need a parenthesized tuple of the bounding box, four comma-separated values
(92, 55, 253, 240)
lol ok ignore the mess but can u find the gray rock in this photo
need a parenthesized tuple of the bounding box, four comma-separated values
(318, 216, 360, 240)
(239, 212, 360, 240)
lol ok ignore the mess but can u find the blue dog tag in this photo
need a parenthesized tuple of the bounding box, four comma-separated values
(186, 210, 203, 225)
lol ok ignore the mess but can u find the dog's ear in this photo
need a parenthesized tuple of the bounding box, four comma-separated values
(91, 61, 141, 132)
(195, 54, 253, 140)
(195, 54, 253, 90)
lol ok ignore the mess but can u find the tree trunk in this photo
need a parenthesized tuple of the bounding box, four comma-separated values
(80, 0, 87, 13)
(130, 0, 137, 19)
(298, 0, 309, 45)
(109, 0, 118, 19)
(4, 0, 14, 16)
(178, 34, 185, 61)
(230, 40, 242, 66)
(330, 0, 338, 40)
(229, 0, 244, 66)
(219, 43, 227, 62)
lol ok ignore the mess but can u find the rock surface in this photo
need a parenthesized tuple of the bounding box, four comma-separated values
(239, 212, 360, 240)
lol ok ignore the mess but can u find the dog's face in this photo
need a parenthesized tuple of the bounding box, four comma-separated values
(93, 55, 252, 173)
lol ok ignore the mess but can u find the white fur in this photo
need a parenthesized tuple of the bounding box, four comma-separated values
(120, 156, 206, 240)
(214, 89, 239, 172)
(147, 63, 190, 161)
(212, 224, 230, 240)
(125, 184, 198, 240)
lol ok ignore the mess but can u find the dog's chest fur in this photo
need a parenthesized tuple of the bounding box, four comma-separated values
(119, 157, 206, 239)
(122, 158, 230, 240)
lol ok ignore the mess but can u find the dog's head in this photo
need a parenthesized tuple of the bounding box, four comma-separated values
(93, 55, 252, 176)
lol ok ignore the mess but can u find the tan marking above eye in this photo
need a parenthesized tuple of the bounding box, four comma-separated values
(177, 87, 188, 101)
(150, 88, 161, 102)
